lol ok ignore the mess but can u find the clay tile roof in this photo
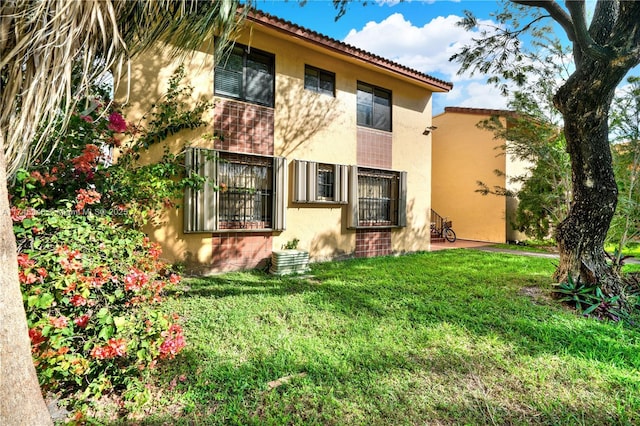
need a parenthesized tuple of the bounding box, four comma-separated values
(246, 8, 453, 93)
(443, 106, 516, 116)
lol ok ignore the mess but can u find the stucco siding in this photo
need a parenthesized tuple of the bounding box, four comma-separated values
(432, 110, 507, 243)
(117, 16, 441, 272)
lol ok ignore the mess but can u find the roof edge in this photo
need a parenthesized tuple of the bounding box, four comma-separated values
(245, 8, 453, 93)
(442, 106, 516, 116)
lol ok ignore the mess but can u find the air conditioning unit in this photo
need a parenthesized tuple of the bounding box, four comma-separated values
(270, 250, 310, 275)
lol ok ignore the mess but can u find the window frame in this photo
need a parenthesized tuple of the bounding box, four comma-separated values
(304, 65, 336, 97)
(347, 166, 406, 229)
(357, 81, 392, 132)
(292, 160, 349, 205)
(184, 149, 286, 233)
(214, 43, 275, 107)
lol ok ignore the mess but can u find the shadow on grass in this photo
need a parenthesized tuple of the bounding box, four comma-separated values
(134, 251, 640, 425)
(175, 271, 321, 299)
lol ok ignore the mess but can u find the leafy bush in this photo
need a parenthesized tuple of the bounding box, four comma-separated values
(11, 66, 208, 414)
(15, 210, 185, 401)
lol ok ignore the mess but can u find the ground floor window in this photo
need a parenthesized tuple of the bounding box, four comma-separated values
(348, 166, 406, 228)
(184, 149, 286, 232)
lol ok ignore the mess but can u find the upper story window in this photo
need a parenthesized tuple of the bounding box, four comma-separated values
(317, 164, 335, 200)
(357, 82, 391, 132)
(304, 65, 335, 97)
(215, 44, 275, 107)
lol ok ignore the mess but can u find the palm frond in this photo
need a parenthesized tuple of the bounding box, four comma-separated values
(0, 0, 243, 179)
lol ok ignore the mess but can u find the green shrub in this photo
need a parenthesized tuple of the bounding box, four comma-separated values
(15, 210, 185, 401)
(10, 66, 208, 415)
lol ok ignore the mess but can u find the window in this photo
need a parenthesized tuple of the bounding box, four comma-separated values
(348, 166, 406, 228)
(218, 153, 272, 229)
(317, 164, 335, 200)
(292, 160, 349, 204)
(304, 65, 335, 96)
(215, 44, 275, 106)
(184, 149, 286, 232)
(357, 82, 391, 131)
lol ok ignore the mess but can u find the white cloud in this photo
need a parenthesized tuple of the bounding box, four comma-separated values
(343, 12, 506, 112)
(343, 13, 495, 79)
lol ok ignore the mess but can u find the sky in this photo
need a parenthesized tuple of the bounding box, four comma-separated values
(254, 0, 521, 115)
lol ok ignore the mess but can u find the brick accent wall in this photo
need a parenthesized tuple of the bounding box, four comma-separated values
(210, 232, 272, 272)
(207, 99, 275, 272)
(355, 229, 392, 258)
(213, 99, 274, 156)
(357, 127, 392, 169)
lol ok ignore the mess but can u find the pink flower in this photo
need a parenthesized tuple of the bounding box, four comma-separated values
(17, 253, 35, 268)
(29, 328, 46, 346)
(10, 206, 25, 222)
(107, 112, 127, 133)
(124, 267, 149, 292)
(159, 324, 186, 359)
(50, 316, 69, 329)
(90, 338, 127, 359)
(74, 314, 90, 328)
(75, 188, 101, 211)
(70, 294, 87, 307)
(169, 273, 181, 285)
(80, 115, 93, 123)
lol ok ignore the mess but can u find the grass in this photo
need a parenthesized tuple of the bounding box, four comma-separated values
(106, 250, 640, 425)
(605, 242, 640, 258)
(488, 242, 554, 253)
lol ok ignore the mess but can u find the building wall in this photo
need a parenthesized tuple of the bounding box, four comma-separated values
(505, 142, 530, 242)
(117, 21, 435, 273)
(432, 110, 507, 243)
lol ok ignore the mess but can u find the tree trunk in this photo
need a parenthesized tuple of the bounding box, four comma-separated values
(0, 148, 52, 425)
(553, 58, 628, 297)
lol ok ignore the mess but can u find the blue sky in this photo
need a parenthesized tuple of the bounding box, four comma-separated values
(255, 0, 515, 114)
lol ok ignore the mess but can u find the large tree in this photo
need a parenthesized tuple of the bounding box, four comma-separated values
(452, 1, 640, 298)
(0, 1, 242, 424)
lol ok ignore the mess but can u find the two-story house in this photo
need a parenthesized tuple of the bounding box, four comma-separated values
(118, 9, 452, 273)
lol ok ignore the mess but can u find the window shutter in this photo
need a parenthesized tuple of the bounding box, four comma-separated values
(398, 171, 407, 227)
(307, 161, 318, 202)
(184, 148, 217, 233)
(293, 160, 308, 203)
(273, 156, 287, 231)
(347, 165, 359, 228)
(335, 164, 349, 204)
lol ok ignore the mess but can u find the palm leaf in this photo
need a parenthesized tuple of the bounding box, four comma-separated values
(1, 0, 244, 178)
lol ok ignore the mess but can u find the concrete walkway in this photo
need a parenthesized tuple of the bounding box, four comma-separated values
(430, 239, 640, 264)
(430, 239, 493, 251)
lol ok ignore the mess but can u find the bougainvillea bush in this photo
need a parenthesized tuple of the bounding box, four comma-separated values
(14, 210, 185, 399)
(10, 67, 208, 415)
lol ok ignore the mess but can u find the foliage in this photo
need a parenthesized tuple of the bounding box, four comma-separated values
(9, 67, 210, 413)
(554, 276, 626, 322)
(14, 209, 185, 403)
(608, 76, 640, 271)
(18, 65, 209, 227)
(451, 0, 640, 295)
(282, 238, 300, 250)
(473, 40, 572, 240)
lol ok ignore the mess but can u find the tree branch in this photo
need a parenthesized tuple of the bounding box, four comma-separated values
(565, 0, 614, 61)
(511, 0, 576, 42)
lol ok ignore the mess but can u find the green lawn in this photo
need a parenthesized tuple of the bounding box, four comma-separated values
(109, 250, 640, 425)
